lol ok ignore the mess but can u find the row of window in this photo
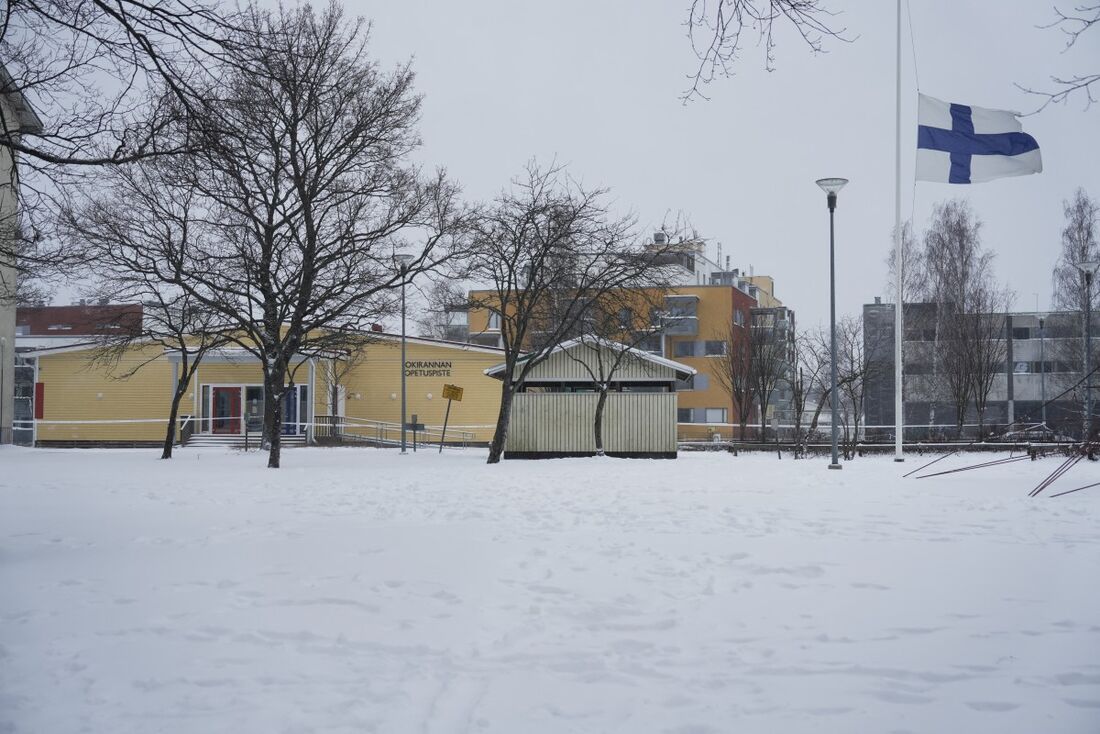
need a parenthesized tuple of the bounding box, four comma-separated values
(678, 407, 728, 424)
(675, 374, 710, 391)
(672, 340, 728, 358)
(906, 360, 1078, 376)
(904, 326, 1082, 342)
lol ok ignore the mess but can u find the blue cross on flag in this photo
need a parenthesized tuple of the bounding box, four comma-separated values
(916, 93, 1042, 184)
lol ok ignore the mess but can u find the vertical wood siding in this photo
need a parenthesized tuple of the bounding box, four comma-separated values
(507, 392, 677, 453)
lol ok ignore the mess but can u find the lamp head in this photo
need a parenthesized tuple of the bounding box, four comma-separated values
(816, 178, 847, 211)
(815, 178, 849, 195)
(393, 253, 415, 273)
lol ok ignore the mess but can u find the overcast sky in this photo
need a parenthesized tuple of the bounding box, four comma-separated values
(360, 0, 1100, 327)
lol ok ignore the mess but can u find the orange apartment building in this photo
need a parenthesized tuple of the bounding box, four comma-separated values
(465, 253, 796, 441)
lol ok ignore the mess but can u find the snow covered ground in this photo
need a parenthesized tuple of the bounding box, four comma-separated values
(1, 446, 1099, 734)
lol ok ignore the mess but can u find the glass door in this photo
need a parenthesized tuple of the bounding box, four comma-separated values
(281, 387, 298, 435)
(245, 387, 264, 433)
(212, 387, 242, 434)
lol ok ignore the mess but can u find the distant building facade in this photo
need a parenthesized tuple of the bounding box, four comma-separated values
(16, 302, 144, 336)
(1, 64, 45, 444)
(864, 299, 1087, 439)
(465, 235, 797, 440)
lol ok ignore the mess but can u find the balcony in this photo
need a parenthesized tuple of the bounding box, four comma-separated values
(661, 315, 699, 336)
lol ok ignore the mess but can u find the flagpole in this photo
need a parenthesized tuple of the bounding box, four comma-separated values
(893, 0, 905, 462)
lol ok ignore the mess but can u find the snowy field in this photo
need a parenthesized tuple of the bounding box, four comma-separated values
(1, 446, 1099, 734)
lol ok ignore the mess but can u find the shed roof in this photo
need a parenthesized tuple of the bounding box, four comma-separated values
(484, 337, 696, 380)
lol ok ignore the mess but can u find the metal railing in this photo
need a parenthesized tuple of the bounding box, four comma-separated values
(314, 415, 474, 450)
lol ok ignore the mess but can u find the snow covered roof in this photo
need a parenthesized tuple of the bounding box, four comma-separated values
(15, 336, 98, 354)
(484, 337, 696, 380)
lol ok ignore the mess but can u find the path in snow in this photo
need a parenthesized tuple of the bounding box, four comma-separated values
(1, 446, 1098, 733)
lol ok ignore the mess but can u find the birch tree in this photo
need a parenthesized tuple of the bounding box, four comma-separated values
(468, 161, 670, 464)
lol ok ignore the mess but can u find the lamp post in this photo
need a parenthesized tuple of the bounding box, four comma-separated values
(394, 254, 415, 454)
(816, 177, 848, 470)
(1073, 258, 1099, 443)
(1039, 315, 1046, 427)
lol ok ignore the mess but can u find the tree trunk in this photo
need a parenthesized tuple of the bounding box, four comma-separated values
(594, 387, 608, 455)
(758, 398, 769, 443)
(161, 383, 187, 460)
(263, 373, 285, 469)
(487, 380, 514, 464)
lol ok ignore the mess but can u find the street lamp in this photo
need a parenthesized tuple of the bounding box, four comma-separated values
(1073, 258, 1099, 443)
(1038, 314, 1046, 427)
(816, 177, 848, 470)
(394, 254, 415, 454)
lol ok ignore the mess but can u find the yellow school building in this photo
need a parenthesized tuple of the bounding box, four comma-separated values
(16, 333, 506, 447)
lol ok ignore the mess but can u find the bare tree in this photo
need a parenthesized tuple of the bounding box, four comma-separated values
(415, 279, 468, 341)
(95, 293, 229, 460)
(923, 200, 986, 436)
(833, 314, 889, 459)
(1022, 4, 1100, 109)
(1052, 189, 1099, 313)
(469, 161, 668, 464)
(563, 284, 673, 454)
(683, 0, 849, 101)
(750, 309, 790, 443)
(804, 324, 843, 454)
(712, 319, 755, 440)
(787, 330, 827, 457)
(884, 219, 925, 304)
(966, 286, 1012, 436)
(1050, 188, 1100, 432)
(66, 3, 467, 468)
(64, 155, 238, 459)
(0, 0, 238, 283)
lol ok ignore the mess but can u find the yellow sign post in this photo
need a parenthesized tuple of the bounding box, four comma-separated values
(439, 384, 462, 452)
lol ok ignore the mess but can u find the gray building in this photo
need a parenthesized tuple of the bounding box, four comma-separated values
(1, 65, 45, 445)
(864, 300, 1088, 440)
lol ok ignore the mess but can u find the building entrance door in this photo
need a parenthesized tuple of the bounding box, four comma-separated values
(212, 387, 242, 434)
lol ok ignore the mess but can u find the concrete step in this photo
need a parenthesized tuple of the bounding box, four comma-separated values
(185, 434, 308, 448)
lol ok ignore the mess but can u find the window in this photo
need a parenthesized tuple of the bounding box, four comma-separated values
(694, 374, 709, 391)
(1013, 361, 1031, 374)
(734, 310, 745, 327)
(705, 408, 727, 424)
(673, 341, 695, 358)
(637, 334, 662, 354)
(617, 307, 633, 329)
(621, 384, 667, 393)
(676, 374, 695, 391)
(1012, 327, 1030, 340)
(677, 408, 693, 423)
(47, 324, 72, 331)
(487, 311, 501, 330)
(15, 325, 28, 336)
(704, 340, 726, 356)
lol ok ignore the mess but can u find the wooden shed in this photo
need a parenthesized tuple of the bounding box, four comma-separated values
(485, 339, 696, 459)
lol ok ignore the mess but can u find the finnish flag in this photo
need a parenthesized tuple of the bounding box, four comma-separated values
(916, 93, 1042, 184)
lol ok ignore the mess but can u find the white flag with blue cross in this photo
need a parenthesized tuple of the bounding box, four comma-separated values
(916, 93, 1042, 184)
